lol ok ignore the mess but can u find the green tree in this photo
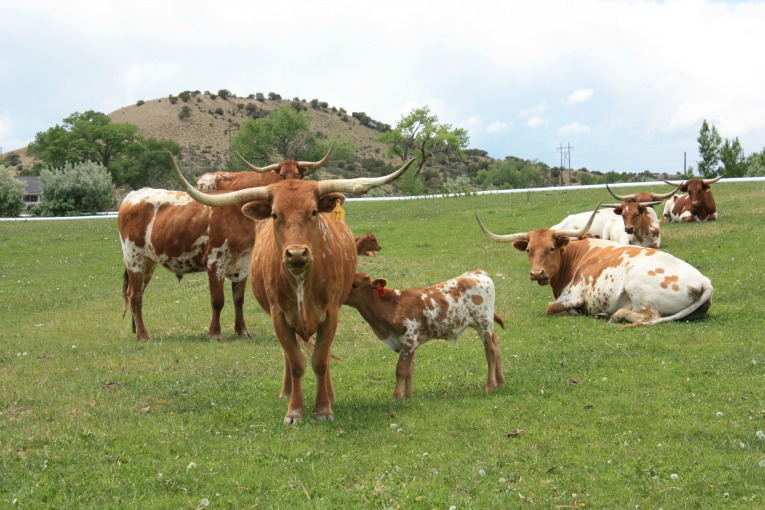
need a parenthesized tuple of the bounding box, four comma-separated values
(745, 148, 765, 177)
(719, 137, 745, 177)
(697, 119, 722, 177)
(379, 106, 469, 193)
(28, 110, 140, 170)
(0, 167, 25, 217)
(232, 105, 314, 165)
(36, 161, 114, 216)
(110, 138, 181, 189)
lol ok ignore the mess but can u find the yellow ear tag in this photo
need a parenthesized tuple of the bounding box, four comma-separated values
(331, 201, 346, 222)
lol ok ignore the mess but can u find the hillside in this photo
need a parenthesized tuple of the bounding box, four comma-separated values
(108, 93, 392, 171)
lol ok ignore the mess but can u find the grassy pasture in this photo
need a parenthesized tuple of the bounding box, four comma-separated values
(1, 181, 764, 509)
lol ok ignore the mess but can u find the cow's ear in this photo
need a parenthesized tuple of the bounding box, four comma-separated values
(242, 200, 272, 220)
(613, 206, 623, 215)
(318, 192, 345, 213)
(555, 236, 571, 249)
(512, 240, 529, 252)
(373, 278, 387, 289)
(680, 184, 688, 192)
(298, 166, 309, 178)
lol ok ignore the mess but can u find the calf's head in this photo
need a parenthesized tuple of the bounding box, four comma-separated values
(345, 272, 387, 307)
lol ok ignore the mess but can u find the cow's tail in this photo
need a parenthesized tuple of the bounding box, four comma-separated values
(121, 268, 129, 319)
(493, 312, 505, 329)
(636, 280, 714, 327)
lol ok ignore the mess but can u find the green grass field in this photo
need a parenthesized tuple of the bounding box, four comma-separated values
(1, 181, 764, 508)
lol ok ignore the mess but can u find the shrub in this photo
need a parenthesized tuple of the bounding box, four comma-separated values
(218, 89, 231, 100)
(36, 161, 114, 216)
(169, 95, 178, 104)
(178, 106, 192, 120)
(215, 107, 224, 116)
(255, 93, 265, 102)
(136, 100, 145, 106)
(179, 91, 192, 102)
(0, 167, 25, 217)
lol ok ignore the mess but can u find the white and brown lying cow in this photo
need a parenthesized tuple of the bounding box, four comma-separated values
(476, 207, 713, 326)
(662, 175, 723, 222)
(344, 270, 505, 399)
(355, 232, 382, 256)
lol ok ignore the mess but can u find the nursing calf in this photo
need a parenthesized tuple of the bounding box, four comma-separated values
(344, 270, 504, 399)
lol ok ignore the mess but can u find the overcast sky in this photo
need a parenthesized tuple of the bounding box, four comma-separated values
(1, 0, 763, 173)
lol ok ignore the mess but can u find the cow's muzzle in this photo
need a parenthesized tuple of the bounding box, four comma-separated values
(284, 246, 312, 269)
(529, 269, 550, 286)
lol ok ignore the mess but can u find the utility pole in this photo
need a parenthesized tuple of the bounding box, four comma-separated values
(557, 143, 573, 185)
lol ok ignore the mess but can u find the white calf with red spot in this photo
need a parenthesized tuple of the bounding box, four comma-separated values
(344, 270, 505, 399)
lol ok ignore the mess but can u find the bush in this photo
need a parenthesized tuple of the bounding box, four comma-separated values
(0, 167, 25, 217)
(37, 161, 114, 216)
(169, 95, 178, 105)
(178, 106, 192, 120)
(136, 100, 145, 106)
(179, 91, 192, 102)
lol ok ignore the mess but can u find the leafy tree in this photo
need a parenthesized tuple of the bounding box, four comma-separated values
(0, 167, 25, 217)
(218, 89, 231, 100)
(35, 161, 114, 216)
(745, 148, 765, 177)
(379, 106, 469, 193)
(28, 110, 139, 170)
(110, 138, 181, 189)
(232, 105, 314, 165)
(697, 119, 722, 177)
(719, 137, 745, 177)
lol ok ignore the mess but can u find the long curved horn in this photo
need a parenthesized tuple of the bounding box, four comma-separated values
(554, 202, 602, 239)
(663, 179, 684, 187)
(169, 153, 269, 206)
(235, 144, 335, 173)
(297, 144, 334, 169)
(474, 212, 528, 243)
(606, 184, 635, 201)
(316, 158, 416, 196)
(235, 151, 278, 173)
(703, 174, 724, 185)
(650, 184, 682, 200)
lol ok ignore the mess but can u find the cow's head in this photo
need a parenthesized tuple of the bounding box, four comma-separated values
(604, 201, 660, 234)
(345, 272, 387, 306)
(171, 153, 414, 276)
(664, 175, 723, 211)
(475, 204, 600, 286)
(235, 145, 334, 180)
(357, 233, 381, 253)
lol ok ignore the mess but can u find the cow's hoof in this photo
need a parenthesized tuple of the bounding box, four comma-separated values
(595, 313, 610, 320)
(283, 410, 303, 425)
(315, 411, 334, 422)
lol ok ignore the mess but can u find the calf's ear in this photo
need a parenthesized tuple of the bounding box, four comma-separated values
(242, 200, 272, 220)
(512, 240, 529, 252)
(318, 192, 346, 213)
(373, 278, 387, 288)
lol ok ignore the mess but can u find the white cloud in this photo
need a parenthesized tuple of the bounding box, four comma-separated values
(563, 89, 594, 106)
(487, 120, 509, 133)
(519, 102, 549, 129)
(558, 122, 591, 135)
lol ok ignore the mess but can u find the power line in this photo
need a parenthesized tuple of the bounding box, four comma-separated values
(557, 143, 573, 185)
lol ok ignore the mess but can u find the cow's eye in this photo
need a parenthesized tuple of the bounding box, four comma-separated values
(549, 246, 555, 253)
(312, 209, 318, 217)
(271, 212, 278, 220)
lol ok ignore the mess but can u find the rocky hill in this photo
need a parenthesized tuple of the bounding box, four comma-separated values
(108, 92, 392, 171)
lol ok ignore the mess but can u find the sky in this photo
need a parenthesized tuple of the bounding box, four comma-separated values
(1, 0, 764, 173)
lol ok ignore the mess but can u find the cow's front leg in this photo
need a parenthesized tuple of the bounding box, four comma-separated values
(231, 279, 251, 338)
(394, 351, 415, 399)
(313, 311, 338, 421)
(207, 269, 225, 341)
(273, 315, 305, 424)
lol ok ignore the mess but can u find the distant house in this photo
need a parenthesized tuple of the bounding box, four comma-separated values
(16, 176, 43, 209)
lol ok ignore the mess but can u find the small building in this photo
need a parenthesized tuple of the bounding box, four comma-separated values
(16, 176, 43, 209)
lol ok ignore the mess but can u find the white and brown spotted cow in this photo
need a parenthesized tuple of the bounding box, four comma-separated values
(344, 270, 504, 399)
(476, 208, 713, 326)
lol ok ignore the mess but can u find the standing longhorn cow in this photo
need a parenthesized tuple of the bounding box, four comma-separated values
(661, 175, 723, 222)
(118, 149, 331, 341)
(475, 206, 713, 325)
(171, 153, 415, 424)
